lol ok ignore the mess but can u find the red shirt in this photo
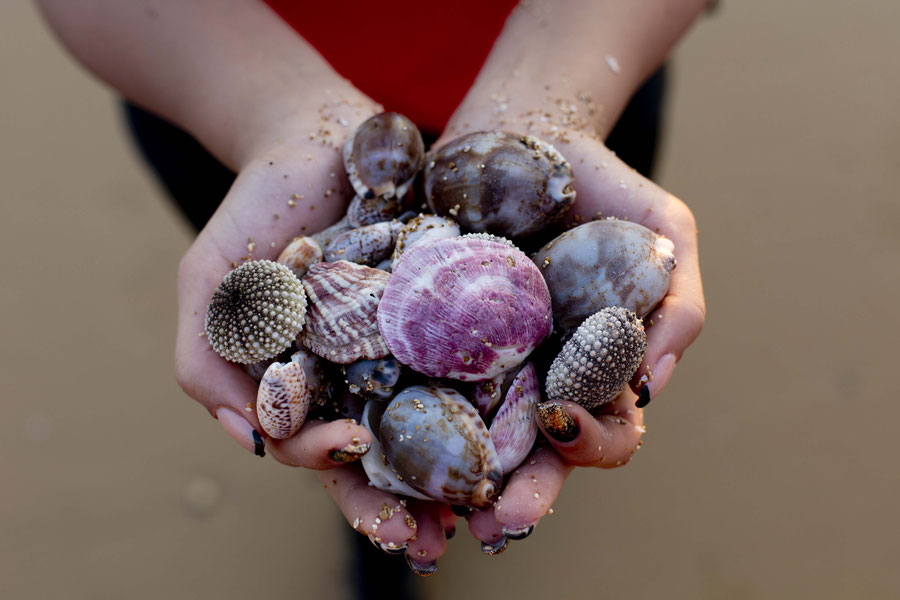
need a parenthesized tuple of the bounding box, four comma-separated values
(265, 1, 518, 132)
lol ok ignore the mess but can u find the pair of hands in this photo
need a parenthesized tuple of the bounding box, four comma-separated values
(174, 96, 705, 570)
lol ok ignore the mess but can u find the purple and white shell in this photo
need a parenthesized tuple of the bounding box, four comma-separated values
(377, 236, 553, 382)
(489, 362, 540, 473)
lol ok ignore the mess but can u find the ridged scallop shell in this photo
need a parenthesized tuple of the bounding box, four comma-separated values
(256, 358, 310, 439)
(299, 261, 390, 364)
(472, 372, 507, 419)
(324, 220, 403, 266)
(391, 214, 460, 270)
(424, 131, 575, 239)
(277, 236, 323, 278)
(545, 307, 647, 410)
(489, 363, 539, 473)
(205, 260, 307, 364)
(346, 195, 404, 228)
(345, 356, 402, 400)
(343, 112, 425, 200)
(359, 399, 431, 500)
(533, 219, 675, 330)
(379, 385, 502, 508)
(378, 236, 553, 381)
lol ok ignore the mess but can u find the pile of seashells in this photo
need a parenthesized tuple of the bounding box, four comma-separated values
(205, 113, 676, 509)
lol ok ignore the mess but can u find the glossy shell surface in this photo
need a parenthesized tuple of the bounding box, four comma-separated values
(424, 131, 575, 239)
(256, 359, 310, 439)
(277, 236, 323, 278)
(345, 356, 402, 400)
(489, 363, 540, 473)
(379, 385, 502, 508)
(324, 220, 402, 266)
(390, 214, 460, 270)
(346, 195, 404, 228)
(534, 219, 675, 330)
(378, 236, 553, 381)
(359, 400, 431, 500)
(343, 112, 424, 200)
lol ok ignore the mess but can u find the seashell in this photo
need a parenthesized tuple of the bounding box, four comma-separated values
(390, 214, 460, 270)
(378, 236, 553, 381)
(256, 358, 310, 439)
(311, 217, 353, 249)
(459, 232, 516, 247)
(324, 220, 403, 266)
(359, 399, 431, 500)
(489, 363, 539, 473)
(472, 372, 507, 419)
(277, 236, 323, 278)
(424, 131, 575, 239)
(343, 112, 425, 200)
(345, 356, 403, 400)
(289, 348, 331, 408)
(299, 261, 391, 364)
(205, 260, 307, 364)
(545, 306, 646, 410)
(379, 385, 502, 508)
(346, 195, 404, 228)
(533, 219, 675, 330)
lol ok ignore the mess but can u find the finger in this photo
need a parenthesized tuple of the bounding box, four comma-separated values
(466, 506, 509, 555)
(536, 391, 645, 468)
(404, 501, 448, 576)
(318, 465, 417, 554)
(267, 419, 372, 469)
(493, 443, 572, 536)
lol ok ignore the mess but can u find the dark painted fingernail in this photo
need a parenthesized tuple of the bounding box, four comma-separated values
(405, 555, 438, 576)
(252, 430, 266, 457)
(329, 442, 371, 464)
(445, 526, 456, 540)
(481, 537, 509, 555)
(502, 525, 534, 540)
(451, 505, 472, 517)
(636, 385, 651, 408)
(372, 539, 408, 555)
(537, 402, 579, 443)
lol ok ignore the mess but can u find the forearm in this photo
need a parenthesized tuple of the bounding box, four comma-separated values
(448, 0, 709, 139)
(37, 0, 376, 169)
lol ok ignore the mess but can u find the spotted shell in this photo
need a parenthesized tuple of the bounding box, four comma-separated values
(205, 260, 307, 364)
(311, 217, 353, 250)
(277, 236, 323, 278)
(379, 385, 502, 508)
(359, 399, 431, 500)
(378, 236, 553, 381)
(256, 358, 310, 439)
(289, 348, 331, 408)
(489, 362, 540, 473)
(533, 219, 675, 330)
(324, 220, 403, 266)
(545, 307, 646, 410)
(346, 195, 404, 228)
(424, 131, 575, 239)
(299, 261, 390, 364)
(343, 112, 425, 200)
(390, 214, 460, 270)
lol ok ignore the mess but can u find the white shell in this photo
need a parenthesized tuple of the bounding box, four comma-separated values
(256, 359, 310, 439)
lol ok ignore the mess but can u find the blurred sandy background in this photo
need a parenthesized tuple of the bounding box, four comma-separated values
(3, 1, 899, 598)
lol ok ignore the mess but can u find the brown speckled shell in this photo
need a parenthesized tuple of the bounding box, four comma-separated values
(324, 221, 403, 266)
(257, 359, 310, 439)
(277, 236, 323, 278)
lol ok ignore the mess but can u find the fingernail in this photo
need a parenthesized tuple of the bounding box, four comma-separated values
(372, 539, 408, 555)
(329, 442, 371, 464)
(405, 555, 438, 576)
(537, 402, 579, 443)
(216, 407, 265, 457)
(481, 537, 509, 555)
(445, 526, 456, 540)
(636, 385, 651, 408)
(450, 505, 472, 517)
(650, 353, 677, 399)
(502, 525, 534, 540)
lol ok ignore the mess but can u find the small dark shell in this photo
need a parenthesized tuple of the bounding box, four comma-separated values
(424, 131, 575, 239)
(343, 112, 425, 200)
(324, 220, 403, 266)
(346, 195, 404, 228)
(345, 356, 403, 400)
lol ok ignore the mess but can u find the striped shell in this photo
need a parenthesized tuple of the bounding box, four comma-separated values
(277, 236, 323, 278)
(256, 358, 310, 439)
(489, 363, 539, 473)
(379, 385, 502, 508)
(377, 236, 553, 381)
(299, 261, 390, 364)
(343, 112, 424, 200)
(346, 195, 404, 228)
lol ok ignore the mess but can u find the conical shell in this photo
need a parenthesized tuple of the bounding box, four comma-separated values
(324, 220, 403, 266)
(343, 112, 424, 200)
(489, 363, 539, 473)
(378, 236, 552, 381)
(346, 195, 404, 228)
(299, 261, 390, 364)
(256, 358, 310, 439)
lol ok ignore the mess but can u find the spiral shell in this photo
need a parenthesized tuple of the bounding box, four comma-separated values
(379, 385, 502, 508)
(489, 363, 539, 473)
(205, 260, 307, 364)
(346, 195, 404, 228)
(277, 236, 323, 278)
(343, 112, 425, 200)
(424, 131, 575, 239)
(378, 236, 553, 381)
(545, 307, 646, 410)
(324, 220, 403, 266)
(534, 219, 675, 330)
(256, 358, 310, 439)
(299, 261, 390, 364)
(391, 214, 460, 270)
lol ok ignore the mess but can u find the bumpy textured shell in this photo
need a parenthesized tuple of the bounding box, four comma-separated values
(343, 112, 425, 200)
(379, 385, 502, 508)
(424, 131, 575, 239)
(257, 359, 310, 439)
(299, 261, 390, 364)
(489, 363, 540, 473)
(359, 399, 430, 500)
(205, 260, 307, 364)
(378, 236, 553, 381)
(345, 356, 402, 400)
(534, 219, 675, 330)
(545, 307, 647, 410)
(346, 195, 404, 228)
(390, 214, 460, 270)
(277, 236, 323, 278)
(324, 220, 403, 266)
